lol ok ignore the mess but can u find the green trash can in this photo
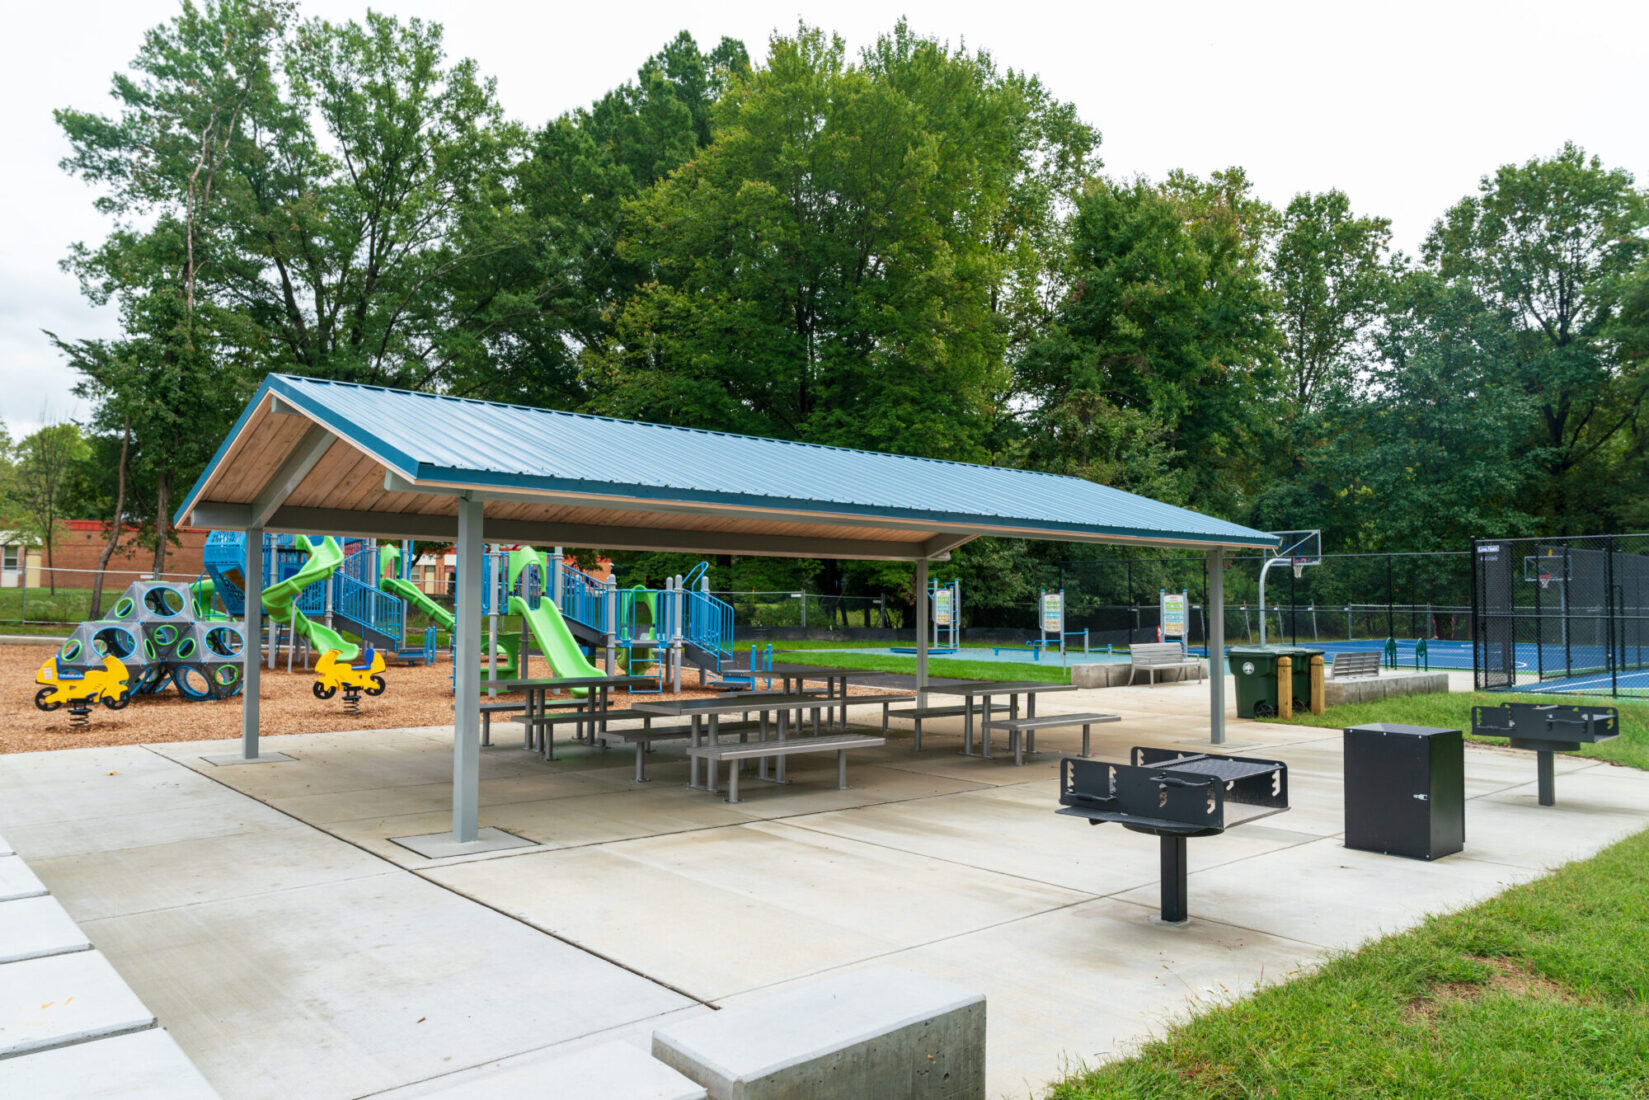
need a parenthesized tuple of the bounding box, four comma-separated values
(1228, 645, 1324, 718)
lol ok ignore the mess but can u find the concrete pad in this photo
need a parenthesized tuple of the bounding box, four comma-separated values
(390, 827, 536, 859)
(78, 870, 691, 1098)
(0, 831, 11, 854)
(0, 894, 92, 963)
(200, 751, 296, 766)
(0, 1027, 218, 1098)
(1111, 836, 1542, 949)
(270, 770, 622, 824)
(428, 822, 1087, 1000)
(0, 949, 155, 1057)
(785, 782, 1305, 896)
(653, 966, 984, 1100)
(28, 820, 394, 923)
(415, 1040, 705, 1100)
(0, 854, 47, 901)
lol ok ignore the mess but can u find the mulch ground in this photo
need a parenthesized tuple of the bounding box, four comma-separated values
(4, 643, 901, 755)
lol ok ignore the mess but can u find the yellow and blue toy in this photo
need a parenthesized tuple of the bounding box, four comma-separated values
(35, 654, 131, 712)
(312, 648, 387, 700)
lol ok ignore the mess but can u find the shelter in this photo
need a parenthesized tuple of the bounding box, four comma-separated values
(178, 375, 1277, 850)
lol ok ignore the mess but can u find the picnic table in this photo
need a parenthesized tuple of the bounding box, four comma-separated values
(725, 663, 885, 730)
(633, 692, 889, 800)
(493, 674, 660, 751)
(921, 681, 1089, 761)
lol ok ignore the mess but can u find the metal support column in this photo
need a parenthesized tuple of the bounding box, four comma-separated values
(1208, 547, 1226, 745)
(604, 576, 617, 674)
(915, 557, 929, 707)
(453, 497, 484, 844)
(1160, 834, 1189, 923)
(241, 528, 263, 760)
(1537, 750, 1555, 807)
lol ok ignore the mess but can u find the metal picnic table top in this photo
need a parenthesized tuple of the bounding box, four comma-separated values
(760, 664, 887, 678)
(923, 681, 1078, 696)
(492, 674, 659, 693)
(631, 692, 828, 716)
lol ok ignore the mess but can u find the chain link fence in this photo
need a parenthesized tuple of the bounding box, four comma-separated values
(1473, 534, 1649, 698)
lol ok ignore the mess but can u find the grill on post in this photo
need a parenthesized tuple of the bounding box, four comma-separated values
(1057, 748, 1289, 923)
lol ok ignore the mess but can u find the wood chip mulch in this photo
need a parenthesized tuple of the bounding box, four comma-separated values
(2, 643, 902, 755)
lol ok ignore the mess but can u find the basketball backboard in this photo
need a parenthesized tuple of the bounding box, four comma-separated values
(1268, 530, 1322, 566)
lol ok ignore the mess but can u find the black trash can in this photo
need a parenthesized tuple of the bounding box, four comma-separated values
(1343, 723, 1464, 860)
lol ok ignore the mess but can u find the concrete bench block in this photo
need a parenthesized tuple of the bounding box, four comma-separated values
(0, 950, 156, 1057)
(1069, 662, 1131, 688)
(0, 855, 48, 902)
(0, 895, 92, 963)
(653, 965, 985, 1099)
(423, 1040, 705, 1099)
(0, 1027, 218, 1098)
(1324, 671, 1450, 707)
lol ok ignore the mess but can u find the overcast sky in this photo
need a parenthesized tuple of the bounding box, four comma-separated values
(3, 0, 1644, 438)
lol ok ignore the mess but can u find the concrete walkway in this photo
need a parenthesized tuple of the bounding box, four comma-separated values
(2, 680, 1645, 1098)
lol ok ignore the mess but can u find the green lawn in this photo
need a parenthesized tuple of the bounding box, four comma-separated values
(1276, 691, 1649, 771)
(0, 586, 97, 631)
(769, 643, 1076, 683)
(1050, 823, 1649, 1099)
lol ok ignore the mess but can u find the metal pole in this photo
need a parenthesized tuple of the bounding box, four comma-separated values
(486, 548, 498, 699)
(241, 528, 263, 760)
(1208, 547, 1225, 746)
(1607, 538, 1618, 697)
(453, 497, 483, 844)
(915, 557, 929, 707)
(605, 576, 617, 674)
(1386, 554, 1394, 643)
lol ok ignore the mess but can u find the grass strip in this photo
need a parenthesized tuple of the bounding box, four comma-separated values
(1050, 823, 1649, 1099)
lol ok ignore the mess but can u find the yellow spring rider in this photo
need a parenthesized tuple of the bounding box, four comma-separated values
(313, 648, 387, 701)
(35, 654, 131, 712)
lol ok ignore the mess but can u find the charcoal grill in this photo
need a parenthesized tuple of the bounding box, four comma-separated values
(1057, 747, 1289, 923)
(1471, 703, 1619, 806)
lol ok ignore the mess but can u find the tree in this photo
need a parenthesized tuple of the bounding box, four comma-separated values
(590, 21, 1096, 463)
(55, 0, 289, 571)
(8, 423, 87, 595)
(1270, 190, 1391, 415)
(1016, 169, 1281, 514)
(1425, 142, 1649, 530)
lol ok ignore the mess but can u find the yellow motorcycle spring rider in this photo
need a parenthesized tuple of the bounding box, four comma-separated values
(313, 648, 387, 712)
(35, 654, 131, 725)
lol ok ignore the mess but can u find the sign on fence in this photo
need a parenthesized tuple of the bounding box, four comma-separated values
(934, 587, 954, 626)
(1161, 591, 1187, 639)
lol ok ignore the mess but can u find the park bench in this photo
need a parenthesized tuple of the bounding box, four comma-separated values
(880, 701, 1005, 750)
(1126, 642, 1204, 686)
(685, 732, 886, 803)
(990, 712, 1119, 763)
(1329, 651, 1382, 679)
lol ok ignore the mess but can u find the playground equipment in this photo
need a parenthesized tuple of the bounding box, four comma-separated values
(1032, 589, 1088, 659)
(1258, 530, 1321, 645)
(890, 578, 960, 655)
(313, 648, 386, 715)
(34, 653, 131, 726)
(46, 580, 247, 704)
(1058, 748, 1290, 923)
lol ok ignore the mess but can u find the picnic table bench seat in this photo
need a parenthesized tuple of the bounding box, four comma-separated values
(475, 698, 585, 745)
(990, 712, 1119, 763)
(880, 701, 1006, 749)
(686, 733, 886, 803)
(1127, 643, 1205, 686)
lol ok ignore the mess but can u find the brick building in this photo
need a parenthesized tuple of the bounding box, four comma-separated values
(35, 521, 210, 590)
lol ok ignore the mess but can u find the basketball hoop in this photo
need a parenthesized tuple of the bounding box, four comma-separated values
(1291, 558, 1306, 579)
(1539, 572, 1552, 590)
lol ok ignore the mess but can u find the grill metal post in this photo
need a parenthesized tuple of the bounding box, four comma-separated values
(1160, 835, 1188, 923)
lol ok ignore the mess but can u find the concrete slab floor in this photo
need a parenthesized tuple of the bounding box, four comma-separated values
(0, 681, 1646, 1099)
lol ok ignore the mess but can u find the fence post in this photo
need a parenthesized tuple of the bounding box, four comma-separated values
(1607, 537, 1618, 697)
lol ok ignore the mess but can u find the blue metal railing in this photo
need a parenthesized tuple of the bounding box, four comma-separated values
(332, 546, 403, 647)
(562, 564, 607, 634)
(684, 584, 735, 668)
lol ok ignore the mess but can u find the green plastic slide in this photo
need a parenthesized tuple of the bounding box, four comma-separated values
(262, 535, 360, 661)
(380, 574, 456, 632)
(510, 594, 602, 684)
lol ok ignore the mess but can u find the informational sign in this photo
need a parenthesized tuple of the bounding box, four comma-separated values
(1041, 591, 1064, 633)
(1161, 591, 1187, 639)
(934, 587, 955, 626)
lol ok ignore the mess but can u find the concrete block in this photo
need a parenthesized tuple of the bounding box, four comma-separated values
(0, 831, 12, 855)
(0, 950, 156, 1057)
(421, 1041, 705, 1099)
(1324, 672, 1450, 707)
(0, 855, 47, 901)
(0, 1027, 218, 1098)
(1070, 663, 1129, 688)
(0, 895, 92, 963)
(652, 965, 985, 1099)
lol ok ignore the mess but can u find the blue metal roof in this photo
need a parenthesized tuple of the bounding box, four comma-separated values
(180, 375, 1277, 549)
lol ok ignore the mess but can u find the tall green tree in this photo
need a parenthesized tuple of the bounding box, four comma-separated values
(589, 21, 1097, 462)
(1425, 142, 1648, 530)
(7, 423, 88, 595)
(1270, 190, 1392, 415)
(1016, 169, 1280, 513)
